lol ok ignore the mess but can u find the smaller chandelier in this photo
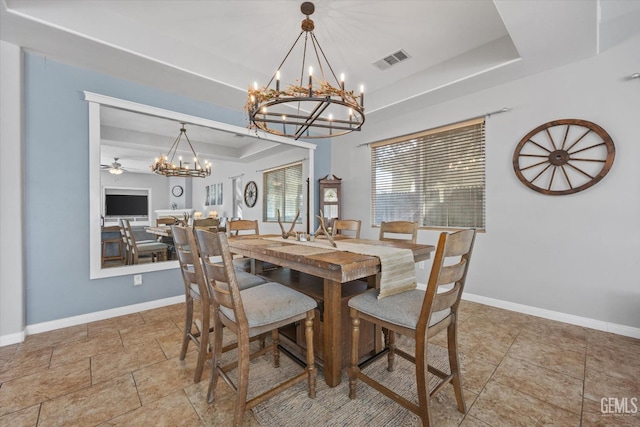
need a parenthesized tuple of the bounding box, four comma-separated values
(247, 2, 365, 140)
(151, 123, 211, 178)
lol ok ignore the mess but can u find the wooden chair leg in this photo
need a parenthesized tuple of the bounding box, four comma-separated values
(348, 314, 361, 399)
(272, 329, 280, 368)
(447, 321, 466, 413)
(415, 338, 433, 427)
(101, 240, 107, 267)
(387, 329, 396, 372)
(194, 300, 211, 383)
(305, 312, 317, 398)
(233, 338, 250, 427)
(180, 296, 194, 360)
(207, 318, 224, 404)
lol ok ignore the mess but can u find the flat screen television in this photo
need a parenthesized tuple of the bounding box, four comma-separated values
(105, 194, 148, 217)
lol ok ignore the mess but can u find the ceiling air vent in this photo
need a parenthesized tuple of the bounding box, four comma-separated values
(373, 49, 411, 70)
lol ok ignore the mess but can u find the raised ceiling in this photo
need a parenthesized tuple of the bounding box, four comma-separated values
(2, 0, 639, 171)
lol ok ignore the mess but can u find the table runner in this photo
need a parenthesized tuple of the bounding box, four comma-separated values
(263, 237, 416, 299)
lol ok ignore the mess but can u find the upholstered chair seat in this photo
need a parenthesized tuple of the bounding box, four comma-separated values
(218, 282, 317, 337)
(348, 288, 451, 330)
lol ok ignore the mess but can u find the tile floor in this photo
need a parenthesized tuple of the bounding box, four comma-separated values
(1, 300, 639, 426)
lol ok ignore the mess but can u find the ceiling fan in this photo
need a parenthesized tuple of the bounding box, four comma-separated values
(100, 157, 127, 175)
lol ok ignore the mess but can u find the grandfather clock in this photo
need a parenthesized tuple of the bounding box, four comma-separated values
(319, 175, 342, 231)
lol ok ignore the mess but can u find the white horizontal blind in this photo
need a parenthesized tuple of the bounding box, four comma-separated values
(371, 118, 485, 230)
(263, 162, 303, 223)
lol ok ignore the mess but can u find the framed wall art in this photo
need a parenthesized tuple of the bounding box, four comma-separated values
(205, 183, 223, 206)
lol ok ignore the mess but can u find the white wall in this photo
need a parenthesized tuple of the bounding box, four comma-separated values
(332, 34, 640, 332)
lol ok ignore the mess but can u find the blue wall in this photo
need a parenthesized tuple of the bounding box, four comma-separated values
(23, 53, 330, 324)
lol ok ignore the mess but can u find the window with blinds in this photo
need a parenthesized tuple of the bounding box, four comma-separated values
(371, 118, 485, 230)
(263, 162, 303, 223)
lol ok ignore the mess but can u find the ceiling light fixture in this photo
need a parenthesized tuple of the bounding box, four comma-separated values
(246, 1, 365, 140)
(151, 123, 211, 178)
(108, 158, 124, 175)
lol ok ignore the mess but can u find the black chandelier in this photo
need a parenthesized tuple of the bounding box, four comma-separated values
(151, 123, 211, 178)
(246, 2, 365, 140)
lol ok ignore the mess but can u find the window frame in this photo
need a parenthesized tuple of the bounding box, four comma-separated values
(370, 118, 486, 231)
(262, 161, 304, 223)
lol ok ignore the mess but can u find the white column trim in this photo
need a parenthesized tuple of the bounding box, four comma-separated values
(0, 41, 26, 344)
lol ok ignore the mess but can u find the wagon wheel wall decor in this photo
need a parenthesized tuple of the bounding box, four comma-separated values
(512, 119, 615, 195)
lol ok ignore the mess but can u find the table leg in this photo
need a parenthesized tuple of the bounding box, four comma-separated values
(251, 258, 264, 274)
(323, 278, 342, 387)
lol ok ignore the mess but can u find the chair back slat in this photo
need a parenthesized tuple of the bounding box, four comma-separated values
(193, 218, 219, 231)
(227, 219, 259, 236)
(332, 219, 361, 239)
(431, 283, 461, 313)
(196, 229, 246, 323)
(379, 221, 418, 243)
(443, 230, 476, 257)
(436, 261, 467, 286)
(156, 217, 177, 227)
(172, 225, 208, 301)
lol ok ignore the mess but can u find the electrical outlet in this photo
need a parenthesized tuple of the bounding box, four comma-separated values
(134, 274, 142, 286)
(418, 261, 425, 269)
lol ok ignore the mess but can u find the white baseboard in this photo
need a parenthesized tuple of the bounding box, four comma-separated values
(416, 282, 639, 339)
(0, 295, 184, 346)
(0, 330, 26, 347)
(462, 292, 640, 339)
(3, 289, 639, 347)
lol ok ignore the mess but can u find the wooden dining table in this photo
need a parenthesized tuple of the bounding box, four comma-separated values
(145, 225, 219, 239)
(227, 234, 435, 387)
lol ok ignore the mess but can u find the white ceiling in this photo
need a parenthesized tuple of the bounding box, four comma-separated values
(99, 106, 295, 172)
(2, 0, 640, 172)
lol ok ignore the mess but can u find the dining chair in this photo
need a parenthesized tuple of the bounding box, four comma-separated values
(195, 229, 317, 427)
(101, 235, 124, 266)
(118, 220, 131, 265)
(193, 217, 219, 231)
(172, 225, 267, 383)
(331, 219, 361, 239)
(226, 219, 259, 236)
(120, 218, 167, 264)
(347, 228, 476, 426)
(379, 220, 418, 243)
(226, 219, 270, 272)
(156, 216, 177, 227)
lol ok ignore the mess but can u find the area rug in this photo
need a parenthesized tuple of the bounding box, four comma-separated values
(242, 339, 453, 427)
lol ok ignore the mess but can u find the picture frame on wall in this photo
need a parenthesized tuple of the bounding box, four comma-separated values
(205, 183, 223, 206)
